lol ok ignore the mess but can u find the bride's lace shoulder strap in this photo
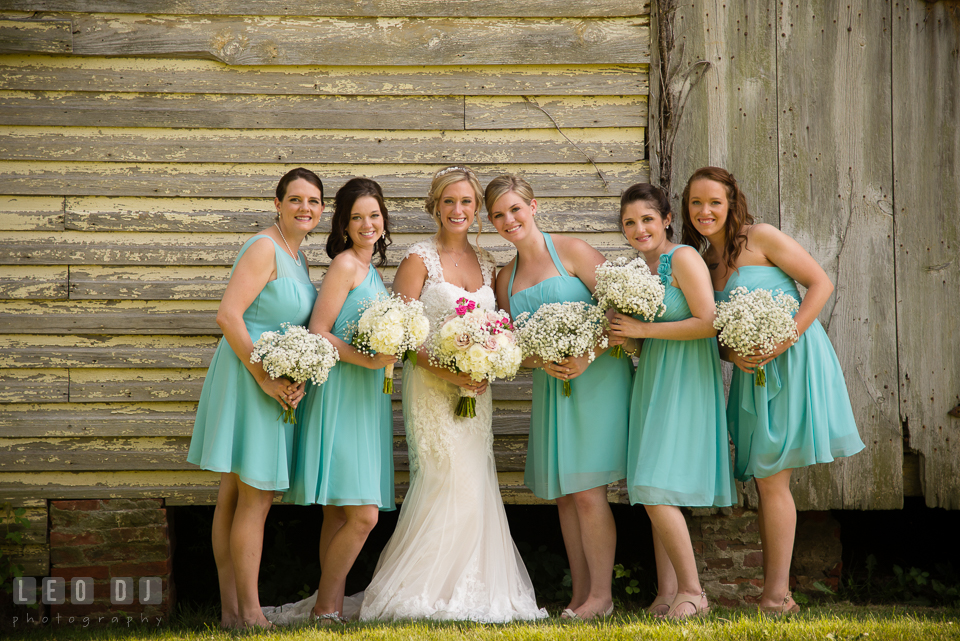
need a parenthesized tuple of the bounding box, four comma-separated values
(404, 239, 443, 286)
(475, 244, 496, 288)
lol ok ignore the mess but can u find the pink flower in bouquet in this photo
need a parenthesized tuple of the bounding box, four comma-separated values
(454, 333, 472, 349)
(455, 297, 477, 316)
(482, 336, 498, 351)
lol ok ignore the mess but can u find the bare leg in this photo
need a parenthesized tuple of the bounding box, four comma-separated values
(212, 474, 240, 628)
(647, 526, 677, 614)
(317, 505, 348, 614)
(313, 504, 379, 618)
(231, 479, 275, 628)
(570, 486, 616, 619)
(645, 504, 707, 617)
(556, 494, 588, 612)
(755, 469, 797, 609)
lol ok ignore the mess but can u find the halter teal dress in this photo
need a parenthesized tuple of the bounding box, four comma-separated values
(284, 265, 396, 510)
(187, 235, 317, 491)
(716, 265, 865, 481)
(626, 246, 736, 507)
(508, 233, 632, 500)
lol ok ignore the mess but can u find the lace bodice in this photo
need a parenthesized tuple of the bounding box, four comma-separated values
(405, 238, 497, 336)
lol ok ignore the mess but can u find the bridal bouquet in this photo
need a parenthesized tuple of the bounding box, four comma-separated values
(430, 297, 522, 418)
(515, 301, 608, 397)
(250, 323, 340, 424)
(714, 286, 799, 387)
(353, 294, 430, 393)
(593, 256, 666, 357)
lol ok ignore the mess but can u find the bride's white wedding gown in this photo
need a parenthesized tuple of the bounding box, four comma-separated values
(263, 240, 546, 624)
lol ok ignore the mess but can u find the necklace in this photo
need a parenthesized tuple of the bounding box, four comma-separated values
(437, 239, 470, 267)
(274, 222, 302, 266)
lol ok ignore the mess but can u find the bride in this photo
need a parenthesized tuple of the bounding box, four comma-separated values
(358, 165, 546, 622)
(263, 166, 546, 625)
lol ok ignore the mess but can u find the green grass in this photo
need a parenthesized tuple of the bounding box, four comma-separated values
(7, 605, 960, 641)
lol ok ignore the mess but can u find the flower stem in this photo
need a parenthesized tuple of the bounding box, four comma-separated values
(562, 380, 572, 397)
(755, 365, 766, 387)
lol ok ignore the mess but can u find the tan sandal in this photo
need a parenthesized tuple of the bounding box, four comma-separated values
(666, 591, 710, 619)
(646, 595, 673, 616)
(759, 592, 800, 616)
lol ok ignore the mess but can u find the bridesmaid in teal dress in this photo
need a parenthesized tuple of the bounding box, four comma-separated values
(680, 166, 864, 615)
(285, 177, 397, 623)
(187, 167, 324, 629)
(486, 175, 632, 620)
(608, 183, 736, 619)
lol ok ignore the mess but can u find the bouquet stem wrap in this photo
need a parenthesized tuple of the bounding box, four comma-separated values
(562, 379, 572, 397)
(755, 364, 767, 387)
(455, 388, 478, 418)
(383, 363, 395, 394)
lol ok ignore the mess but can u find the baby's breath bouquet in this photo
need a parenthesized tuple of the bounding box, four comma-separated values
(714, 286, 800, 387)
(515, 301, 608, 397)
(250, 323, 340, 424)
(353, 294, 430, 393)
(430, 297, 522, 418)
(593, 256, 666, 357)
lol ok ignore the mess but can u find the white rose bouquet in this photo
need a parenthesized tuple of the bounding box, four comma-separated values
(430, 297, 522, 418)
(353, 294, 430, 393)
(593, 256, 666, 358)
(514, 301, 608, 397)
(250, 322, 340, 424)
(714, 286, 800, 387)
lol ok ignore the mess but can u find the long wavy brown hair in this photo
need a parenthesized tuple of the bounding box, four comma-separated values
(680, 166, 754, 272)
(325, 177, 391, 267)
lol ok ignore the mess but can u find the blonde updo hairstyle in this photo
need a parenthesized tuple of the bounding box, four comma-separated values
(483, 174, 535, 217)
(425, 166, 485, 237)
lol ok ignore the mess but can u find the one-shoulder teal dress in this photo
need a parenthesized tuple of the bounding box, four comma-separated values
(508, 233, 632, 500)
(626, 246, 736, 507)
(284, 265, 396, 510)
(187, 235, 317, 491)
(716, 265, 865, 481)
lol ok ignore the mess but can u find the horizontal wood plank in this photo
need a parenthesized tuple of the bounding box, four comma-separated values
(0, 57, 648, 96)
(6, 1, 649, 17)
(0, 125, 644, 163)
(0, 18, 71, 54)
(63, 196, 622, 233)
(0, 94, 465, 130)
(0, 403, 531, 437)
(0, 232, 633, 267)
(0, 300, 221, 334)
(466, 96, 647, 129)
(0, 196, 65, 231)
(0, 334, 218, 368)
(0, 265, 67, 299)
(0, 436, 530, 472)
(0, 161, 649, 197)
(69, 15, 649, 66)
(64, 367, 533, 403)
(0, 368, 69, 403)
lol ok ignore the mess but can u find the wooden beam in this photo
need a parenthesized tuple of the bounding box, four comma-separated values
(0, 125, 644, 163)
(3, 1, 649, 18)
(0, 300, 221, 335)
(0, 58, 648, 96)
(68, 15, 649, 66)
(0, 18, 71, 54)
(466, 96, 646, 129)
(0, 161, 649, 197)
(0, 368, 69, 403)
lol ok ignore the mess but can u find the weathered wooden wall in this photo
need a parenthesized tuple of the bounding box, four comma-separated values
(652, 0, 959, 509)
(0, 3, 649, 508)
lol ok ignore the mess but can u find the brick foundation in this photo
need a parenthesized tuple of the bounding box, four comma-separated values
(690, 508, 842, 606)
(48, 499, 176, 621)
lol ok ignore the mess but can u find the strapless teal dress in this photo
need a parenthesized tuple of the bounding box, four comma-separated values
(284, 265, 396, 510)
(716, 265, 865, 481)
(626, 246, 736, 507)
(508, 233, 632, 500)
(187, 235, 317, 491)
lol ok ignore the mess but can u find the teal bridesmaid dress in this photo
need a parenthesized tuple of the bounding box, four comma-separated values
(508, 233, 632, 500)
(284, 265, 396, 510)
(187, 235, 317, 491)
(716, 265, 865, 481)
(626, 246, 736, 507)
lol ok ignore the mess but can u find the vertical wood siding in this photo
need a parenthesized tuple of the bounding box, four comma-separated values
(0, 3, 648, 505)
(653, 0, 959, 509)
